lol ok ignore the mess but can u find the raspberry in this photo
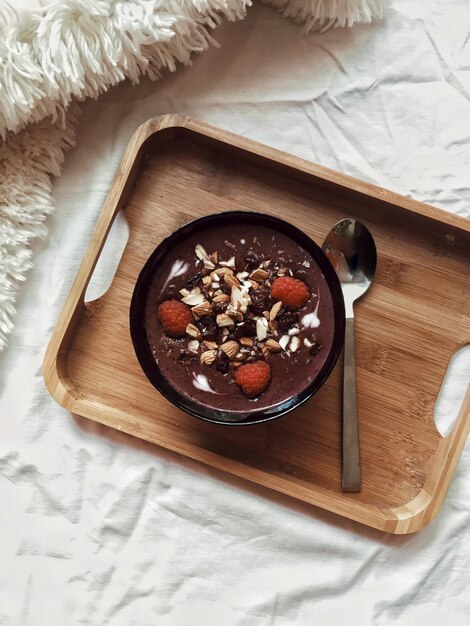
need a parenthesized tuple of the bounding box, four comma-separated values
(271, 276, 310, 311)
(235, 361, 271, 398)
(158, 300, 193, 337)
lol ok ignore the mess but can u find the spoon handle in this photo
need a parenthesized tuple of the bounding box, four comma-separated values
(342, 316, 361, 492)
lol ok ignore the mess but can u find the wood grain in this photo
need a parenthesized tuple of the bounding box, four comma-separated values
(43, 114, 470, 534)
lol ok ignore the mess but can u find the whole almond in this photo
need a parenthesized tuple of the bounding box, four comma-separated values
(220, 341, 239, 359)
(216, 313, 235, 328)
(200, 349, 217, 365)
(265, 339, 281, 352)
(268, 320, 279, 335)
(249, 268, 269, 282)
(210, 270, 221, 281)
(224, 273, 240, 288)
(215, 266, 234, 276)
(191, 301, 211, 318)
(269, 301, 283, 320)
(213, 293, 230, 303)
(260, 344, 272, 360)
(186, 323, 201, 339)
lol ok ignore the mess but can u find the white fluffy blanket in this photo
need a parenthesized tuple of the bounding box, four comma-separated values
(0, 0, 385, 349)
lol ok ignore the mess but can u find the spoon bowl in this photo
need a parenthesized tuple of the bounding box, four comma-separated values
(322, 218, 377, 492)
(323, 219, 377, 313)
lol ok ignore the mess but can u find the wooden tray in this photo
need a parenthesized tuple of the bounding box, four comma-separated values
(43, 115, 470, 534)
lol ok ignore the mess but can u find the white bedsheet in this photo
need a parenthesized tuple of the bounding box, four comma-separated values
(1, 1, 470, 624)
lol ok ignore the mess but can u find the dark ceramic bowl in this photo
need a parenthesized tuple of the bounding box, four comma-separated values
(130, 211, 345, 425)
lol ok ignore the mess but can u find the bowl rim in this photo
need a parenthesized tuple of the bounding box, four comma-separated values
(129, 211, 345, 425)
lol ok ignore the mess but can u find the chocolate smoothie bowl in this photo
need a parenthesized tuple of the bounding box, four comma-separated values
(130, 212, 345, 425)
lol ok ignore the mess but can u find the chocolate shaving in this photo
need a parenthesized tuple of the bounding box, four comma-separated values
(178, 350, 198, 363)
(309, 343, 322, 356)
(186, 271, 202, 286)
(244, 249, 259, 267)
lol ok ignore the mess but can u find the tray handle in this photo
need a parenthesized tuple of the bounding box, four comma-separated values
(387, 352, 469, 534)
(43, 116, 181, 407)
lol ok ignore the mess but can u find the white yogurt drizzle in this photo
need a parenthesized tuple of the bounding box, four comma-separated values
(192, 373, 219, 394)
(301, 297, 320, 329)
(160, 259, 189, 294)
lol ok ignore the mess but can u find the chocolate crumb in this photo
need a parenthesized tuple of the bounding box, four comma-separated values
(159, 291, 179, 303)
(215, 351, 230, 374)
(212, 301, 229, 315)
(293, 268, 310, 287)
(244, 249, 259, 267)
(161, 335, 179, 350)
(178, 350, 198, 363)
(277, 309, 299, 331)
(250, 289, 273, 315)
(233, 319, 256, 339)
(197, 315, 219, 341)
(309, 343, 321, 356)
(219, 282, 232, 295)
(186, 271, 202, 286)
(200, 286, 212, 300)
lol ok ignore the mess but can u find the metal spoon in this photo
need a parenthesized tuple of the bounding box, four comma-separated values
(322, 218, 377, 492)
